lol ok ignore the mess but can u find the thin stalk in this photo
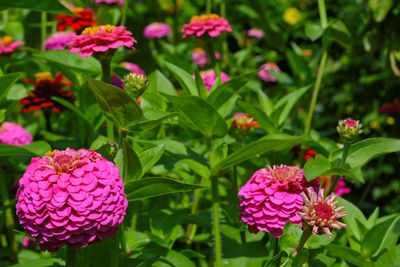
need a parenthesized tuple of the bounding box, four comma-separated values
(272, 237, 281, 267)
(121, 0, 128, 26)
(0, 168, 18, 263)
(328, 142, 351, 195)
(41, 12, 47, 51)
(186, 177, 205, 244)
(296, 225, 312, 253)
(173, 0, 178, 44)
(99, 56, 114, 139)
(206, 0, 212, 14)
(220, 0, 226, 18)
(66, 246, 89, 267)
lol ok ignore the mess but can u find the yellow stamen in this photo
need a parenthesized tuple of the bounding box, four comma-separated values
(190, 14, 220, 22)
(82, 25, 116, 35)
(0, 36, 14, 45)
(46, 150, 58, 157)
(35, 72, 53, 81)
(71, 7, 84, 13)
(302, 49, 313, 57)
(193, 47, 205, 53)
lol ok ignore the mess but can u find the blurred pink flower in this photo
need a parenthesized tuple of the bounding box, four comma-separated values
(247, 28, 265, 38)
(68, 25, 136, 57)
(238, 165, 319, 238)
(22, 237, 36, 248)
(95, 0, 124, 5)
(16, 148, 128, 252)
(335, 178, 351, 196)
(192, 48, 208, 67)
(231, 113, 259, 131)
(44, 32, 77, 51)
(193, 69, 230, 91)
(379, 100, 400, 115)
(121, 62, 146, 76)
(0, 122, 33, 146)
(258, 62, 280, 82)
(0, 36, 24, 55)
(143, 22, 171, 39)
(182, 14, 232, 39)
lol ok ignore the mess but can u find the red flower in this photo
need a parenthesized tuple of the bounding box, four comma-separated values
(56, 8, 96, 32)
(21, 72, 73, 112)
(292, 146, 317, 162)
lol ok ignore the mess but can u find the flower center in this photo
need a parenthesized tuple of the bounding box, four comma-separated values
(191, 14, 220, 22)
(194, 47, 205, 54)
(270, 166, 300, 182)
(344, 119, 357, 127)
(71, 7, 84, 13)
(82, 25, 116, 35)
(44, 149, 84, 174)
(314, 202, 334, 220)
(35, 72, 53, 82)
(0, 36, 13, 46)
(266, 62, 277, 68)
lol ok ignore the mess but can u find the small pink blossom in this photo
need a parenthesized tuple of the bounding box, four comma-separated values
(0, 36, 24, 55)
(95, 0, 124, 5)
(258, 62, 280, 82)
(192, 48, 208, 67)
(0, 122, 33, 146)
(44, 32, 77, 51)
(247, 28, 265, 38)
(16, 148, 128, 252)
(193, 69, 230, 91)
(68, 25, 136, 57)
(22, 237, 36, 248)
(182, 14, 232, 39)
(121, 62, 146, 76)
(143, 23, 171, 39)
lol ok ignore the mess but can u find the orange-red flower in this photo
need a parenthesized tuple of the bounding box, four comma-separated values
(56, 8, 96, 32)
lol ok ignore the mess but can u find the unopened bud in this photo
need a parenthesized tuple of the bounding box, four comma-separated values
(123, 73, 149, 99)
(337, 118, 362, 140)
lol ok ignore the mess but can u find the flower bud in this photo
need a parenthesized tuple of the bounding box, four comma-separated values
(123, 73, 149, 100)
(337, 118, 362, 140)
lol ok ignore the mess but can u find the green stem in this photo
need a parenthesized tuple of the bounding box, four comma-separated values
(99, 56, 114, 139)
(41, 12, 47, 51)
(173, 0, 178, 44)
(185, 177, 205, 244)
(0, 168, 18, 263)
(272, 237, 281, 267)
(206, 0, 212, 14)
(66, 247, 89, 267)
(121, 0, 128, 26)
(304, 0, 328, 135)
(328, 142, 351, 195)
(220, 0, 226, 18)
(297, 225, 312, 253)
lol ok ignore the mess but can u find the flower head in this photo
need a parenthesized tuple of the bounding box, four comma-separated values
(247, 28, 265, 38)
(194, 69, 230, 91)
(56, 8, 96, 32)
(121, 62, 146, 76)
(258, 62, 280, 82)
(123, 73, 149, 99)
(299, 188, 347, 237)
(182, 14, 232, 39)
(0, 122, 33, 145)
(143, 22, 171, 39)
(192, 48, 208, 67)
(0, 36, 24, 55)
(21, 72, 73, 112)
(337, 118, 362, 140)
(68, 25, 137, 57)
(283, 7, 301, 25)
(44, 32, 77, 51)
(95, 0, 125, 6)
(238, 165, 319, 238)
(16, 148, 128, 252)
(231, 113, 259, 131)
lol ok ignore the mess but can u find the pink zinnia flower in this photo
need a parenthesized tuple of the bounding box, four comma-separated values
(143, 22, 171, 39)
(247, 28, 265, 38)
(193, 69, 230, 91)
(0, 122, 33, 146)
(299, 188, 347, 237)
(121, 62, 146, 76)
(44, 32, 77, 51)
(192, 48, 208, 67)
(0, 36, 24, 55)
(231, 113, 259, 131)
(95, 0, 125, 5)
(318, 176, 351, 197)
(16, 148, 128, 252)
(182, 14, 232, 39)
(258, 62, 280, 82)
(238, 165, 318, 238)
(68, 25, 137, 57)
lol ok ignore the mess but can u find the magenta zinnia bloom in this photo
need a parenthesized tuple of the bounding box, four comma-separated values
(258, 62, 280, 82)
(238, 165, 318, 238)
(0, 122, 33, 146)
(16, 148, 128, 252)
(44, 32, 77, 51)
(247, 28, 265, 38)
(121, 62, 146, 76)
(68, 25, 136, 57)
(0, 36, 24, 55)
(299, 188, 347, 237)
(143, 22, 171, 39)
(182, 14, 232, 39)
(194, 69, 230, 91)
(95, 0, 124, 5)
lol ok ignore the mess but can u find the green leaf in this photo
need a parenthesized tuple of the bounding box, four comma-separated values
(87, 77, 143, 129)
(279, 223, 302, 255)
(193, 67, 208, 99)
(326, 245, 373, 267)
(147, 70, 176, 96)
(306, 233, 336, 249)
(0, 73, 21, 101)
(366, 207, 379, 228)
(139, 144, 165, 176)
(123, 140, 142, 182)
(9, 258, 65, 267)
(162, 61, 197, 96)
(329, 138, 400, 170)
(368, 0, 393, 22)
(326, 19, 352, 47)
(212, 134, 309, 174)
(163, 94, 228, 138)
(285, 51, 310, 82)
(89, 135, 116, 161)
(0, 141, 51, 157)
(125, 177, 203, 201)
(305, 23, 323, 41)
(375, 245, 400, 267)
(51, 96, 92, 126)
(292, 250, 309, 267)
(0, 0, 74, 15)
(129, 112, 177, 132)
(207, 71, 257, 110)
